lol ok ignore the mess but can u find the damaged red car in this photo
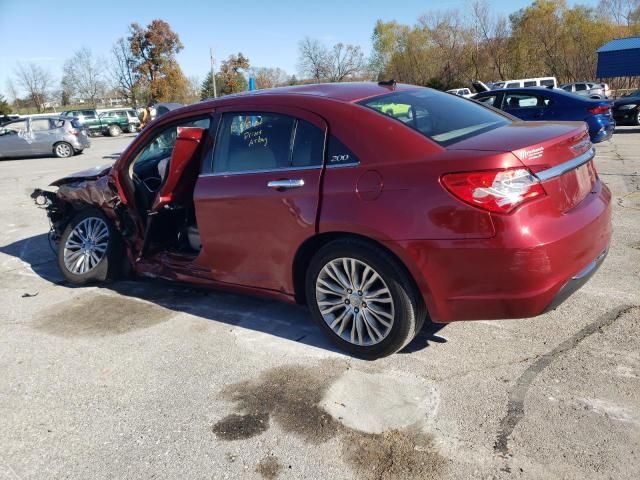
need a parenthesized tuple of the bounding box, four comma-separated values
(33, 82, 611, 359)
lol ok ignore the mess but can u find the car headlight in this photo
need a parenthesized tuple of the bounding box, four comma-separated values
(618, 104, 637, 110)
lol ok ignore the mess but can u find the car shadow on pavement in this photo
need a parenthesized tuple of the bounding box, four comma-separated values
(1, 233, 446, 357)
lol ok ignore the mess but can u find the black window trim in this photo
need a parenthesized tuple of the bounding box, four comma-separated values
(203, 111, 327, 177)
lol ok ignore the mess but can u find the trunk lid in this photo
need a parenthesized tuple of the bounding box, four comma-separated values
(449, 121, 596, 212)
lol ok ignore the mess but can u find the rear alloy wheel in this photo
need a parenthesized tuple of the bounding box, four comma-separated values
(306, 239, 425, 359)
(108, 124, 122, 137)
(54, 142, 73, 158)
(58, 208, 122, 284)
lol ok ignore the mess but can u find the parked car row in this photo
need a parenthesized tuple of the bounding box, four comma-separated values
(61, 108, 140, 137)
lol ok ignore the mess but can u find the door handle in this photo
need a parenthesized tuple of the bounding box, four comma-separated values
(267, 179, 305, 189)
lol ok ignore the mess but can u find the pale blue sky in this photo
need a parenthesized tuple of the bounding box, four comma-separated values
(0, 0, 598, 98)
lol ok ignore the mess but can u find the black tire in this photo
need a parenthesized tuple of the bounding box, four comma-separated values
(127, 123, 138, 134)
(634, 111, 640, 127)
(305, 238, 426, 359)
(53, 142, 74, 158)
(57, 208, 123, 285)
(75, 149, 84, 155)
(108, 124, 122, 137)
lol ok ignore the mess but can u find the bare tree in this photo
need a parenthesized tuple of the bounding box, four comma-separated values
(598, 0, 640, 26)
(470, 0, 511, 80)
(13, 62, 54, 112)
(298, 38, 367, 82)
(327, 43, 367, 81)
(297, 37, 330, 81)
(62, 47, 106, 106)
(110, 37, 139, 107)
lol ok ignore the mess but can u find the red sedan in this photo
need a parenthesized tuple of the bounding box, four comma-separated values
(33, 82, 611, 359)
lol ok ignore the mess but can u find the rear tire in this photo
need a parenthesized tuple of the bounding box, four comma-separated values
(127, 123, 138, 134)
(634, 111, 640, 126)
(305, 238, 426, 359)
(53, 142, 74, 158)
(57, 208, 122, 285)
(108, 124, 122, 137)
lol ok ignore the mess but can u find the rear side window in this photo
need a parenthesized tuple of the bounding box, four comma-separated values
(506, 82, 520, 88)
(524, 81, 536, 87)
(359, 89, 510, 147)
(291, 120, 325, 168)
(540, 79, 555, 87)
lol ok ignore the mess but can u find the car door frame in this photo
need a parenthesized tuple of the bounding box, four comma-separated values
(193, 104, 329, 294)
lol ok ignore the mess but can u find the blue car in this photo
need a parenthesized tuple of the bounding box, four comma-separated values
(472, 87, 615, 143)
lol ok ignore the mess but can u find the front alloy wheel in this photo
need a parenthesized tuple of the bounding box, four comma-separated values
(316, 258, 394, 346)
(57, 208, 122, 284)
(63, 217, 109, 274)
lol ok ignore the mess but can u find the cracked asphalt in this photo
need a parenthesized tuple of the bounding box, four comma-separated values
(1, 128, 639, 479)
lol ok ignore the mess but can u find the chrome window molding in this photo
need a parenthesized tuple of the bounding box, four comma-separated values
(200, 164, 322, 177)
(534, 147, 595, 182)
(326, 161, 360, 169)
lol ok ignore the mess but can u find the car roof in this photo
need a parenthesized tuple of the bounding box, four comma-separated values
(201, 82, 420, 105)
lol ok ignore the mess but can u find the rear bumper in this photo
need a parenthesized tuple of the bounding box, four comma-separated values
(588, 117, 615, 143)
(542, 247, 608, 313)
(387, 182, 612, 322)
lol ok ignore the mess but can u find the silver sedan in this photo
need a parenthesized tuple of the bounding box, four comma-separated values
(0, 116, 90, 159)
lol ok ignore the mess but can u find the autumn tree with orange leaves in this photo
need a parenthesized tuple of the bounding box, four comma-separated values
(128, 19, 190, 102)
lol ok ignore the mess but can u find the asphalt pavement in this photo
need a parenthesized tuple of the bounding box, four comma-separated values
(0, 129, 639, 479)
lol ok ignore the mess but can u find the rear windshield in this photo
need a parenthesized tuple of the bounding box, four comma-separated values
(359, 89, 510, 147)
(70, 119, 83, 129)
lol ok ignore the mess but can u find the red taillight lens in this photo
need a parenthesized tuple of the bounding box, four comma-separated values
(588, 105, 610, 115)
(69, 128, 80, 136)
(441, 168, 546, 214)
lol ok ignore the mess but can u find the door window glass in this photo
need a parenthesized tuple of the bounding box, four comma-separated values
(540, 79, 555, 87)
(506, 82, 520, 88)
(213, 113, 296, 174)
(575, 83, 587, 91)
(523, 81, 536, 87)
(477, 95, 497, 106)
(130, 117, 211, 180)
(31, 119, 51, 131)
(504, 94, 550, 108)
(4, 120, 27, 132)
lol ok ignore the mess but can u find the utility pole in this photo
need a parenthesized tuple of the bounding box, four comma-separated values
(210, 47, 217, 98)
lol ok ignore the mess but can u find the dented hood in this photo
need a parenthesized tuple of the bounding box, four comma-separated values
(50, 164, 113, 187)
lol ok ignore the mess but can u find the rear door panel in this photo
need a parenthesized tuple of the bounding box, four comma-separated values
(193, 106, 327, 294)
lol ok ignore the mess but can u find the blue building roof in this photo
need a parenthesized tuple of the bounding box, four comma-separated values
(597, 36, 640, 53)
(597, 36, 640, 78)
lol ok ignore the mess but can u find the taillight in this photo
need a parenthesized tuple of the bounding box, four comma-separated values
(588, 105, 610, 115)
(441, 168, 546, 214)
(69, 128, 80, 136)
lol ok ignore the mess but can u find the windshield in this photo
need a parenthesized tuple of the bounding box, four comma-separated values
(359, 89, 510, 147)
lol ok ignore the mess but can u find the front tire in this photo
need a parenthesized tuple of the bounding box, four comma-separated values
(53, 142, 74, 158)
(305, 239, 426, 359)
(58, 208, 122, 285)
(108, 124, 122, 137)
